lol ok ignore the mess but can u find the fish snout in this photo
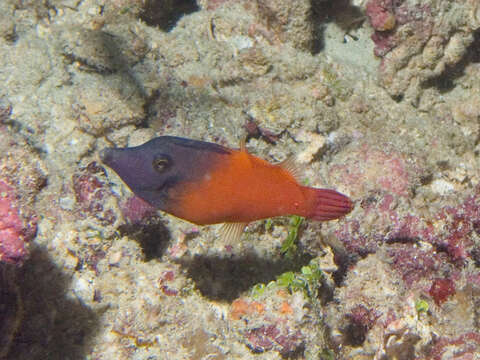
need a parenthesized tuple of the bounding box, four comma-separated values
(99, 147, 115, 166)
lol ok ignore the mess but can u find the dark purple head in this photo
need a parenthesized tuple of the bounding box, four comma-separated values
(100, 136, 230, 209)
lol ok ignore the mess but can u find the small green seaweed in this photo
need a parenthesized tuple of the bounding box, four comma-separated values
(280, 215, 304, 257)
(298, 262, 324, 297)
(250, 261, 324, 299)
(276, 271, 297, 288)
(415, 299, 429, 314)
(275, 261, 324, 297)
(251, 280, 276, 298)
(264, 218, 273, 232)
(319, 348, 335, 360)
(251, 283, 266, 298)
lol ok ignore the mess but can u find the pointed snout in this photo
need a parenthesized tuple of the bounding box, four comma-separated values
(99, 147, 115, 166)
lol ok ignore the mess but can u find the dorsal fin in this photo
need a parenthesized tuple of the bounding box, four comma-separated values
(239, 136, 247, 152)
(219, 222, 247, 243)
(279, 156, 303, 182)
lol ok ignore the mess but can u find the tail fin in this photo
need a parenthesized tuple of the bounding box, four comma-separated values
(306, 188, 353, 221)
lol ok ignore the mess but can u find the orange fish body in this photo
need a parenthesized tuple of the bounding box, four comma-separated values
(175, 148, 346, 224)
(100, 136, 352, 229)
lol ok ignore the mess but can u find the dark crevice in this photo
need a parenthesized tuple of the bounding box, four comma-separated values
(332, 249, 358, 286)
(118, 219, 171, 261)
(280, 342, 306, 359)
(468, 28, 480, 63)
(311, 0, 364, 55)
(140, 0, 199, 31)
(341, 322, 368, 347)
(422, 28, 480, 93)
(384, 236, 419, 245)
(471, 246, 480, 267)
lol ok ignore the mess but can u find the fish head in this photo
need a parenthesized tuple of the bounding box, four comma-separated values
(100, 136, 230, 209)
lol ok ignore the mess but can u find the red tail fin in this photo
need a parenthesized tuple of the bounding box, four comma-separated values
(305, 188, 353, 221)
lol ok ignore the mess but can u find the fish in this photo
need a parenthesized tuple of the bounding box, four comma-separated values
(100, 136, 353, 240)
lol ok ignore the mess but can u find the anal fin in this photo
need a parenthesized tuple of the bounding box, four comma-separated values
(219, 222, 247, 243)
(239, 136, 247, 152)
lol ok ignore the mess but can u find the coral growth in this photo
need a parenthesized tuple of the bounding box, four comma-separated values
(230, 287, 311, 356)
(329, 140, 480, 271)
(324, 152, 480, 357)
(363, 0, 480, 101)
(72, 162, 117, 226)
(423, 332, 480, 360)
(0, 0, 479, 358)
(366, 0, 396, 31)
(120, 196, 156, 225)
(245, 324, 303, 355)
(343, 305, 381, 346)
(0, 181, 29, 264)
(428, 278, 455, 306)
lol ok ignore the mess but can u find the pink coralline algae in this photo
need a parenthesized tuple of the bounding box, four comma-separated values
(344, 305, 381, 346)
(371, 31, 397, 57)
(159, 270, 178, 296)
(244, 116, 280, 144)
(387, 244, 446, 287)
(72, 162, 116, 226)
(230, 292, 308, 356)
(365, 0, 433, 57)
(385, 189, 480, 266)
(347, 305, 380, 331)
(329, 144, 421, 256)
(120, 196, 156, 224)
(245, 325, 303, 355)
(424, 332, 480, 360)
(0, 181, 32, 264)
(433, 193, 480, 263)
(366, 0, 396, 32)
(329, 141, 480, 296)
(336, 186, 480, 278)
(329, 144, 413, 198)
(429, 278, 455, 306)
(366, 0, 400, 57)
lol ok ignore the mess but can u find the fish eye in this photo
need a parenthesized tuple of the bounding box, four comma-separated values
(152, 155, 171, 173)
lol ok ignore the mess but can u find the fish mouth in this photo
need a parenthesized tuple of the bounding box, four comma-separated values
(99, 147, 127, 177)
(99, 147, 114, 166)
(99, 146, 149, 190)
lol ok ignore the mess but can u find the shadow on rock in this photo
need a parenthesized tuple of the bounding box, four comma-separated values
(118, 219, 171, 261)
(7, 246, 99, 360)
(311, 0, 365, 54)
(180, 251, 312, 302)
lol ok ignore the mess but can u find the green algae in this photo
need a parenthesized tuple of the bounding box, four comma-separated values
(280, 215, 304, 257)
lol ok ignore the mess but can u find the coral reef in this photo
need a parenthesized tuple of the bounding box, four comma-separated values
(364, 0, 480, 103)
(72, 162, 117, 227)
(0, 0, 479, 358)
(230, 285, 313, 356)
